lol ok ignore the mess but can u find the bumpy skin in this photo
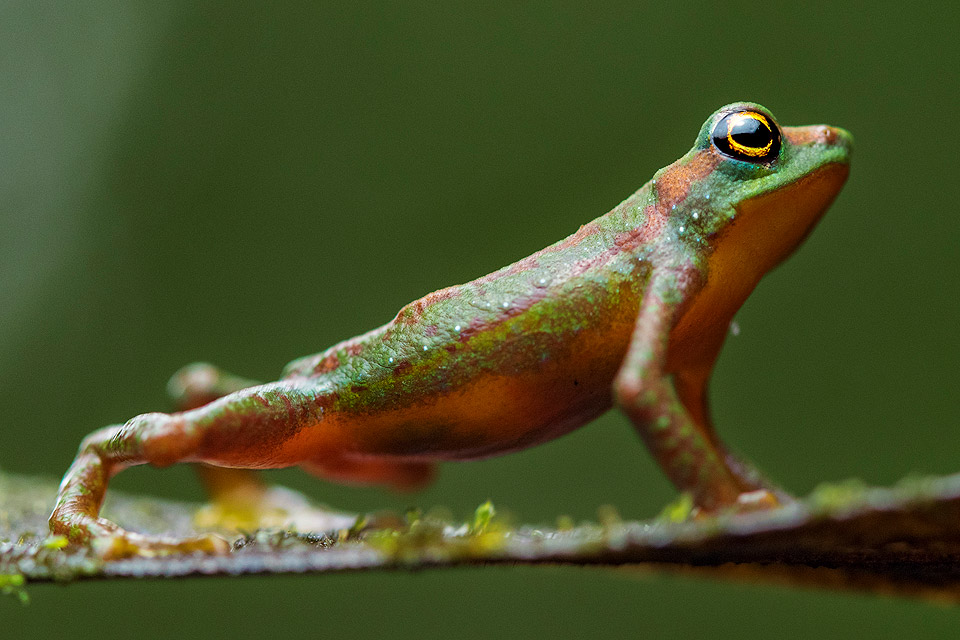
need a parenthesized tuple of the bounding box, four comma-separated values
(50, 103, 852, 557)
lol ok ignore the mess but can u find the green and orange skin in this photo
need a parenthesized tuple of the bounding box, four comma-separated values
(50, 102, 852, 557)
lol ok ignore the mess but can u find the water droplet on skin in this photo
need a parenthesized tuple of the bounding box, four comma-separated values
(671, 204, 677, 210)
(388, 357, 395, 363)
(422, 345, 428, 351)
(692, 212, 699, 220)
(705, 193, 711, 199)
(678, 226, 684, 233)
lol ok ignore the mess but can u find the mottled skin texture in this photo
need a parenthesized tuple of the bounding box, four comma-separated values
(50, 103, 852, 558)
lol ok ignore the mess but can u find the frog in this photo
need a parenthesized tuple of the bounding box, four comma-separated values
(49, 102, 852, 558)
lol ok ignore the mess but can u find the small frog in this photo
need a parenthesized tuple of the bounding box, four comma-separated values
(50, 103, 851, 557)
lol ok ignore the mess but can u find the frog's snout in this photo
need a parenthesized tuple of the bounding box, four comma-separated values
(816, 125, 853, 152)
(824, 126, 853, 165)
(783, 124, 853, 160)
(815, 125, 838, 145)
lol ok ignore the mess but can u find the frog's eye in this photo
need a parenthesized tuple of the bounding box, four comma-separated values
(711, 110, 781, 163)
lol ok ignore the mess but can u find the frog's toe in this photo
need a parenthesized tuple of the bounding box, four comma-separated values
(660, 488, 796, 523)
(92, 531, 232, 560)
(696, 488, 796, 519)
(734, 488, 793, 511)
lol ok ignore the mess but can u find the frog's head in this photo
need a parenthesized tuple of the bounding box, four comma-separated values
(654, 102, 852, 279)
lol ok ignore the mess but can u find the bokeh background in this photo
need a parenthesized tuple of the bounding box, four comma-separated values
(3, 1, 959, 637)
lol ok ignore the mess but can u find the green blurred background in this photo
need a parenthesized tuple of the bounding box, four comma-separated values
(3, 0, 959, 636)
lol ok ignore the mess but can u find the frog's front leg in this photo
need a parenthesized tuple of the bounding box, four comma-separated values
(613, 267, 791, 516)
(50, 381, 324, 558)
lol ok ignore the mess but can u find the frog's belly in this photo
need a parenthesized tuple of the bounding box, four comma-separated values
(348, 367, 617, 460)
(323, 319, 633, 461)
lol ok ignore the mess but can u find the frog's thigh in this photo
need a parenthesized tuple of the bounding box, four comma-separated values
(172, 378, 362, 533)
(303, 456, 435, 492)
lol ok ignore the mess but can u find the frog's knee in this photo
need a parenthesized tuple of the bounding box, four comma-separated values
(78, 424, 125, 454)
(167, 363, 258, 410)
(167, 362, 220, 406)
(130, 412, 200, 468)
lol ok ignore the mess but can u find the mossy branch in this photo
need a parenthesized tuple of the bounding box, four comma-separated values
(4, 468, 960, 603)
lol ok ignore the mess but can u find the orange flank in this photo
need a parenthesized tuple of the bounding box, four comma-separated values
(281, 292, 641, 465)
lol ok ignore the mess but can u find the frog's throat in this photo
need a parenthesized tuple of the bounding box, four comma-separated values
(667, 162, 849, 374)
(723, 161, 850, 278)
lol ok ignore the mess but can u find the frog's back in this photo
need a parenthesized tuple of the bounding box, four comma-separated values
(281, 187, 657, 459)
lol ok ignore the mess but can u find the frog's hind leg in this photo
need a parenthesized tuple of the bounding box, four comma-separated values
(168, 362, 261, 410)
(303, 456, 435, 492)
(49, 417, 233, 558)
(50, 380, 327, 558)
(168, 363, 357, 536)
(170, 365, 434, 494)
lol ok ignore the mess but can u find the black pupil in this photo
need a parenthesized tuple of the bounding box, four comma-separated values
(711, 111, 781, 162)
(729, 117, 769, 147)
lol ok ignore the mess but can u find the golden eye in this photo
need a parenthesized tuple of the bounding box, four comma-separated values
(711, 110, 781, 163)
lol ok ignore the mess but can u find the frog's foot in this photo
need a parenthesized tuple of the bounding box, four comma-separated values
(53, 510, 232, 559)
(731, 488, 793, 512)
(658, 488, 795, 523)
(90, 530, 232, 560)
(694, 488, 797, 519)
(194, 484, 358, 535)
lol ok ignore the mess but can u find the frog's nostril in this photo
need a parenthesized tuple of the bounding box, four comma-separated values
(818, 126, 838, 145)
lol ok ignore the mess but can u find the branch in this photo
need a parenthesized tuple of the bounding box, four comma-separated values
(3, 468, 960, 603)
